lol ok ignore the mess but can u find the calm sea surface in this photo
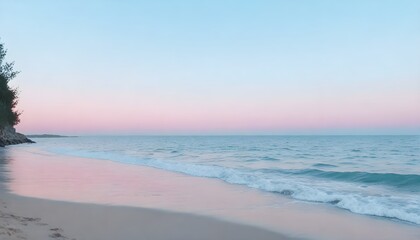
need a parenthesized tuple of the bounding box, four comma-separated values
(33, 135, 420, 225)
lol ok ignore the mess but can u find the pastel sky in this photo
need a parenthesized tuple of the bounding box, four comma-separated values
(1, 0, 419, 135)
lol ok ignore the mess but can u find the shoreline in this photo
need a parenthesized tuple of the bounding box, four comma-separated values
(1, 145, 420, 240)
(0, 145, 294, 240)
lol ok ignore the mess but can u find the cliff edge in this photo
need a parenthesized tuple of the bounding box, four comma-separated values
(0, 126, 34, 147)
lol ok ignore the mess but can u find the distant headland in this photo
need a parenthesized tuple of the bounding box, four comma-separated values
(26, 134, 77, 138)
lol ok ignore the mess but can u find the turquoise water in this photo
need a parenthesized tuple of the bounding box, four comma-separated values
(34, 135, 420, 224)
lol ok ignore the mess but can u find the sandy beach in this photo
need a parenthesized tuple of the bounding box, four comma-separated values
(0, 192, 291, 240)
(1, 144, 419, 240)
(0, 145, 294, 240)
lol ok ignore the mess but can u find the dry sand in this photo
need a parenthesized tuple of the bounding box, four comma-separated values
(0, 196, 73, 240)
(0, 191, 292, 240)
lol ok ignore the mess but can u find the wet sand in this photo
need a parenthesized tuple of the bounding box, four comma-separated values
(1, 145, 419, 240)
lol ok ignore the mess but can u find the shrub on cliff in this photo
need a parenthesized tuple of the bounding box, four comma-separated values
(0, 42, 20, 127)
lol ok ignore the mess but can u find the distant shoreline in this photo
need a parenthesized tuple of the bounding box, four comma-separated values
(26, 134, 77, 138)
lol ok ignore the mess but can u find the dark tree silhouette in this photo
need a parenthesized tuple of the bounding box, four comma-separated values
(0, 41, 21, 127)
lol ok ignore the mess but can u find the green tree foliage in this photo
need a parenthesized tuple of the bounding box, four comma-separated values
(0, 41, 20, 127)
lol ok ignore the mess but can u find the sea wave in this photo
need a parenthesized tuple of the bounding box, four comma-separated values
(47, 147, 420, 225)
(295, 169, 420, 192)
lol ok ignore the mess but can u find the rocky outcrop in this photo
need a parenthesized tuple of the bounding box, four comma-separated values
(0, 126, 34, 147)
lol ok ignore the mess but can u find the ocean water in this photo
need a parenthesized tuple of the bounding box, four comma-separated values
(33, 135, 420, 225)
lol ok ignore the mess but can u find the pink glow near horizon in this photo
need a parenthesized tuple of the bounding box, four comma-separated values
(15, 87, 420, 134)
